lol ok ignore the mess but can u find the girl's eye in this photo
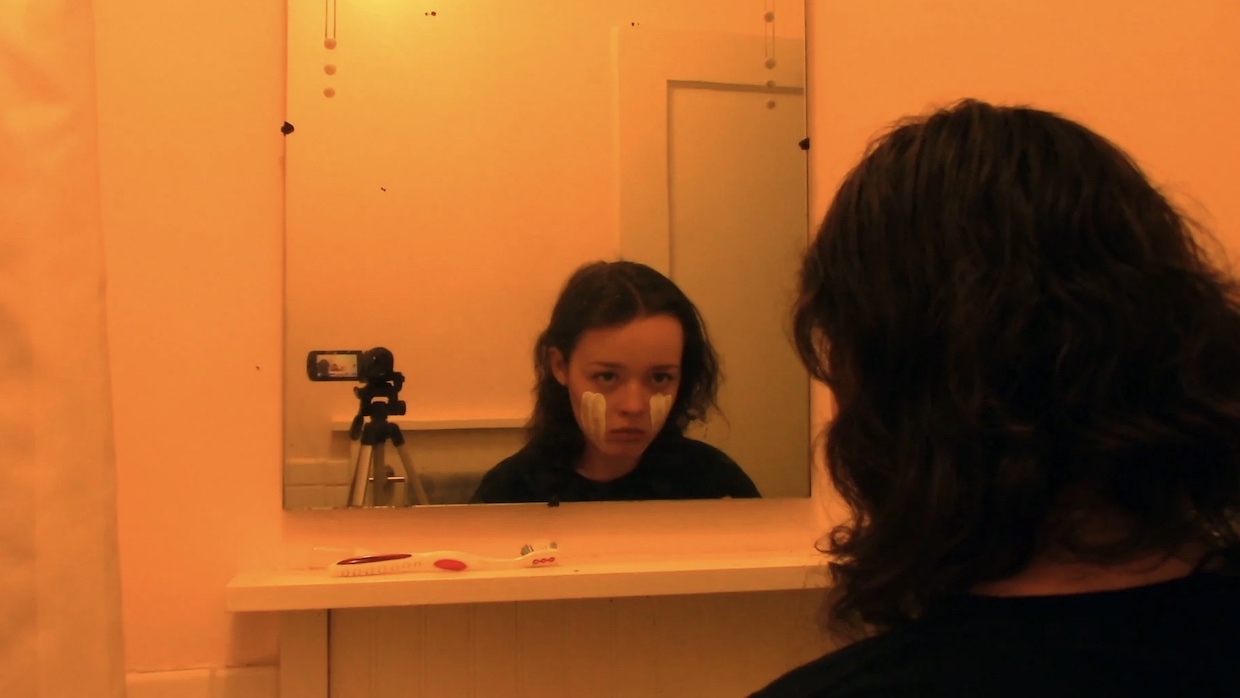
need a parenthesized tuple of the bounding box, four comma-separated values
(652, 372, 676, 385)
(593, 371, 617, 383)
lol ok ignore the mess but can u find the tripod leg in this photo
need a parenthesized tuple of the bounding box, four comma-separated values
(391, 439, 429, 506)
(371, 441, 389, 506)
(348, 442, 372, 507)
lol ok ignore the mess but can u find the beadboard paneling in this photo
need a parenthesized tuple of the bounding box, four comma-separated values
(330, 589, 829, 698)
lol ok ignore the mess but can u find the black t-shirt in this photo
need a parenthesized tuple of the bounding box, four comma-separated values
(469, 433, 761, 503)
(751, 572, 1240, 697)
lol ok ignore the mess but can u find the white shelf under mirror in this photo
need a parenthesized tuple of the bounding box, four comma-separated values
(227, 552, 828, 612)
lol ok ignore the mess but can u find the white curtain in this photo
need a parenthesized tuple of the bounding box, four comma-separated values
(0, 1, 127, 696)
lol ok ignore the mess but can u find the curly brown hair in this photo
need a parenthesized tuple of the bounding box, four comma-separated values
(794, 99, 1240, 638)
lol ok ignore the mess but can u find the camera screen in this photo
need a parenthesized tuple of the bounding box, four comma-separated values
(306, 350, 362, 381)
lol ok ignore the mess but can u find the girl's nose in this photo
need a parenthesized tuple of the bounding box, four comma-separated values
(616, 381, 647, 414)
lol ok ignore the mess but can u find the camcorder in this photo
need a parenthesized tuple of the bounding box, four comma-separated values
(307, 347, 425, 506)
(306, 349, 393, 383)
(306, 347, 407, 420)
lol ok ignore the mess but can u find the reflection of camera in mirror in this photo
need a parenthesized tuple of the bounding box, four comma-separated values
(307, 350, 361, 381)
(306, 348, 396, 383)
(307, 347, 407, 420)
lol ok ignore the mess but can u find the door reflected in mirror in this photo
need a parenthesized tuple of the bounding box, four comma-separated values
(283, 0, 811, 509)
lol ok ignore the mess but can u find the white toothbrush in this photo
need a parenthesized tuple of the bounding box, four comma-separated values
(328, 540, 559, 577)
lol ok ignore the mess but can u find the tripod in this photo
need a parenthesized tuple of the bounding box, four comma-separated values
(345, 363, 430, 507)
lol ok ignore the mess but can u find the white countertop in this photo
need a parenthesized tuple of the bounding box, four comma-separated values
(226, 552, 829, 612)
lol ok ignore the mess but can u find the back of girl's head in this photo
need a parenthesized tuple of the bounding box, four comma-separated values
(794, 99, 1240, 635)
(527, 260, 720, 457)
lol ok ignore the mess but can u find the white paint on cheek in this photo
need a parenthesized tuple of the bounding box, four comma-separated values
(580, 391, 607, 445)
(649, 393, 673, 432)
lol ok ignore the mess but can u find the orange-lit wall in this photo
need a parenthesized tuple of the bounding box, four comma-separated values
(95, 0, 287, 671)
(96, 0, 1239, 674)
(810, 0, 1240, 251)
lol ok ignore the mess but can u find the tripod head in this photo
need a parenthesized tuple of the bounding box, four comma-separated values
(349, 347, 407, 439)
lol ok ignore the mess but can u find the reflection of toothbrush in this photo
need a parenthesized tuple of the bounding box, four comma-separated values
(328, 541, 559, 577)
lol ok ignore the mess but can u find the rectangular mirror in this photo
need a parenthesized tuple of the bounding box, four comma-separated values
(283, 0, 811, 509)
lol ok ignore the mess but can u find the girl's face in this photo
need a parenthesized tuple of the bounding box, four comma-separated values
(551, 314, 684, 462)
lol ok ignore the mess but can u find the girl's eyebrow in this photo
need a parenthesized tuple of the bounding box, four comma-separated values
(586, 362, 681, 370)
